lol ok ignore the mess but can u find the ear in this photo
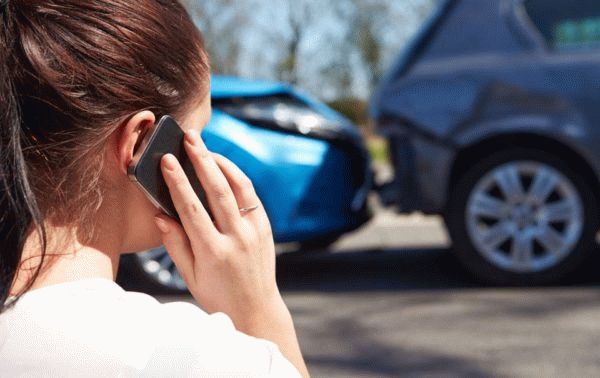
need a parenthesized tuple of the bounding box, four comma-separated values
(116, 110, 156, 176)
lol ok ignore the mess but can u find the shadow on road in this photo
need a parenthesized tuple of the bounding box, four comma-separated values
(276, 246, 600, 292)
(302, 316, 493, 377)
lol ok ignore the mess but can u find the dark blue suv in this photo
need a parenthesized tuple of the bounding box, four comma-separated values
(371, 0, 600, 284)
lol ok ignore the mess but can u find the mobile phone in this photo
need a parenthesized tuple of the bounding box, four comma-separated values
(127, 115, 210, 220)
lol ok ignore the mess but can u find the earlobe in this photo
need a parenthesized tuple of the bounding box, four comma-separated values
(117, 110, 156, 176)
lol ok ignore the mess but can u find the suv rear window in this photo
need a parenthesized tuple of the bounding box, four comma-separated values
(524, 0, 600, 51)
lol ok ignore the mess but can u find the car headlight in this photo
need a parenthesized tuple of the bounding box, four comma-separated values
(215, 95, 344, 137)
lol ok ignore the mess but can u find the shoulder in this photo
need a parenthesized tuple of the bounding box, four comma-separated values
(145, 301, 300, 377)
(2, 279, 298, 376)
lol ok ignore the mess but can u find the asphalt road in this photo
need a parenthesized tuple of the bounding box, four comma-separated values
(157, 207, 600, 377)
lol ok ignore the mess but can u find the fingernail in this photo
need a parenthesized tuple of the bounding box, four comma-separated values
(184, 129, 198, 146)
(185, 130, 208, 153)
(163, 154, 177, 171)
(154, 216, 170, 233)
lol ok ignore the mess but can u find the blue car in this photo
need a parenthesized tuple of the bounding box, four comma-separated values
(119, 76, 373, 292)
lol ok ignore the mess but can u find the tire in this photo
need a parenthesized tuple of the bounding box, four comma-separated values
(444, 147, 598, 285)
(117, 248, 189, 295)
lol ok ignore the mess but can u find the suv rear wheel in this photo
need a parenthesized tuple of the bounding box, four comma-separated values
(445, 148, 598, 285)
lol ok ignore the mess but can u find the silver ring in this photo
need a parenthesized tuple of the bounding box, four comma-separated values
(239, 204, 260, 213)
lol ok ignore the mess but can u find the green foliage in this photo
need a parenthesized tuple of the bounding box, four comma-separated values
(367, 136, 390, 163)
(327, 97, 369, 126)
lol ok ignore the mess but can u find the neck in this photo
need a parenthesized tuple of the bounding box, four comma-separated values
(9, 216, 124, 297)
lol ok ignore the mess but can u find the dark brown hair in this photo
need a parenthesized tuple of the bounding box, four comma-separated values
(0, 0, 210, 312)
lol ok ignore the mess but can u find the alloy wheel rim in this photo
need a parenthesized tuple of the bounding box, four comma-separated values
(465, 161, 584, 273)
(136, 247, 187, 291)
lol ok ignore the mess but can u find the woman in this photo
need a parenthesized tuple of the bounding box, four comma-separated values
(0, 0, 308, 376)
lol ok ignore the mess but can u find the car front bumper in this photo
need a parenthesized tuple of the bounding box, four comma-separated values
(204, 110, 374, 243)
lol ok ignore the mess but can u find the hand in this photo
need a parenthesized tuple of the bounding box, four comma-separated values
(152, 129, 283, 327)
(152, 129, 309, 377)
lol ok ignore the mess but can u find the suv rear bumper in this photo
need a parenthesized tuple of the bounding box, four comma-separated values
(375, 123, 455, 214)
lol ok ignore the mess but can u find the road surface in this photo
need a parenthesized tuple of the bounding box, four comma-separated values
(157, 206, 600, 377)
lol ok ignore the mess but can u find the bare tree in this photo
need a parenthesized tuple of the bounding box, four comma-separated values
(318, 0, 355, 97)
(183, 0, 439, 100)
(277, 1, 313, 85)
(186, 0, 248, 75)
(354, 1, 385, 91)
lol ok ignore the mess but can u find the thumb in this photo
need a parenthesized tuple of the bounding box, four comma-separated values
(153, 214, 195, 284)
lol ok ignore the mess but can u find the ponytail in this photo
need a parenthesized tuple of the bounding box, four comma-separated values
(0, 3, 47, 313)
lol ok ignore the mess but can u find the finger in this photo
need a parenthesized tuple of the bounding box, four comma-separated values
(183, 130, 242, 234)
(161, 153, 218, 248)
(211, 153, 262, 215)
(210, 153, 274, 236)
(153, 214, 195, 283)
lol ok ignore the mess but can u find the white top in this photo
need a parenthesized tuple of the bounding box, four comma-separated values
(0, 278, 300, 377)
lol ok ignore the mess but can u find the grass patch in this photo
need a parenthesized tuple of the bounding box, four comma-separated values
(366, 136, 390, 163)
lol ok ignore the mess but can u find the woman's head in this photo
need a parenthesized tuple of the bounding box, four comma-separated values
(0, 0, 210, 309)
